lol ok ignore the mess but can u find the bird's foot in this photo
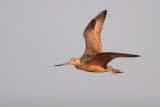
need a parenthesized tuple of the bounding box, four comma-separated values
(106, 65, 123, 75)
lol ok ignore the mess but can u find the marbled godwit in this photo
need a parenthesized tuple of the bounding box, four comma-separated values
(55, 10, 140, 75)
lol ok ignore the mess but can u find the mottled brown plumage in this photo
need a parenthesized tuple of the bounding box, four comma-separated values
(55, 10, 140, 75)
(81, 10, 107, 60)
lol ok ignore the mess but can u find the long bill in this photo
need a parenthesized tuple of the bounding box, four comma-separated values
(54, 62, 70, 66)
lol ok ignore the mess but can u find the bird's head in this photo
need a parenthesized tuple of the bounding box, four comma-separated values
(69, 58, 80, 66)
(54, 58, 80, 66)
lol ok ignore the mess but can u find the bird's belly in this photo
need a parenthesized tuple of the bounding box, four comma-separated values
(85, 65, 106, 73)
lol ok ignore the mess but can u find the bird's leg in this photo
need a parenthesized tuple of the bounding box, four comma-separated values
(106, 65, 123, 75)
(106, 65, 117, 75)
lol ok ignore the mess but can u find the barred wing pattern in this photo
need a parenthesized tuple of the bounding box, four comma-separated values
(81, 10, 107, 60)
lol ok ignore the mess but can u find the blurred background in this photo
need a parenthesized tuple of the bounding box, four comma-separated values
(0, 0, 160, 107)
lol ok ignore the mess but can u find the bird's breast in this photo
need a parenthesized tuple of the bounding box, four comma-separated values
(75, 64, 106, 73)
(87, 65, 106, 72)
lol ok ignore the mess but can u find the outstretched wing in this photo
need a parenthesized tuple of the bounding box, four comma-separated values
(87, 52, 140, 67)
(81, 10, 107, 60)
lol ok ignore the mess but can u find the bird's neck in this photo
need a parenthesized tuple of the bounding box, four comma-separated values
(74, 61, 87, 70)
(73, 60, 83, 69)
(74, 63, 82, 69)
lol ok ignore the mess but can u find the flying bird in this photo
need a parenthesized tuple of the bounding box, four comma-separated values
(55, 10, 140, 75)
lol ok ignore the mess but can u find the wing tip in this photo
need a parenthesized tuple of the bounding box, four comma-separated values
(103, 10, 107, 13)
(83, 10, 107, 35)
(134, 55, 140, 57)
(102, 10, 107, 15)
(94, 10, 107, 21)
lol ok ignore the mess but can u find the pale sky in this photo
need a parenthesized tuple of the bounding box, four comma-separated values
(0, 0, 160, 107)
